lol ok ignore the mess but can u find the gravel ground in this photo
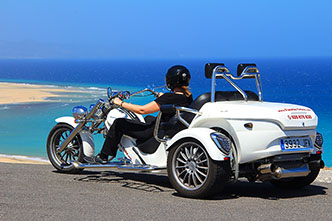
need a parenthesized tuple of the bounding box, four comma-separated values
(316, 169, 332, 183)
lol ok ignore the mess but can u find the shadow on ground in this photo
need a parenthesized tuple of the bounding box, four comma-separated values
(210, 180, 327, 201)
(53, 170, 327, 200)
(56, 169, 174, 193)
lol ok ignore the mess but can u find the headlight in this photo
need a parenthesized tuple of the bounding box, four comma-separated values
(89, 104, 95, 111)
(315, 132, 323, 148)
(211, 133, 231, 154)
(72, 105, 88, 120)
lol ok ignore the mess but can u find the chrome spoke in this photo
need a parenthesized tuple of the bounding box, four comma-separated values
(176, 157, 186, 164)
(192, 173, 198, 187)
(60, 152, 65, 161)
(182, 171, 189, 183)
(176, 165, 186, 169)
(178, 169, 187, 177)
(185, 147, 191, 160)
(60, 134, 66, 141)
(190, 146, 193, 158)
(180, 152, 188, 161)
(193, 147, 198, 159)
(196, 152, 204, 160)
(194, 171, 203, 184)
(196, 168, 207, 178)
(197, 165, 208, 170)
(188, 174, 192, 187)
(196, 159, 207, 164)
(71, 144, 79, 149)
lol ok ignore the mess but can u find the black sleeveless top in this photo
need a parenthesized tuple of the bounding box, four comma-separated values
(154, 92, 193, 122)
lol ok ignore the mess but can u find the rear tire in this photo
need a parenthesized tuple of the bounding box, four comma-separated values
(47, 123, 84, 173)
(167, 140, 230, 198)
(271, 165, 320, 189)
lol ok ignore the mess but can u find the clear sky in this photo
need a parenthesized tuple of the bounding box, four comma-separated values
(0, 0, 331, 59)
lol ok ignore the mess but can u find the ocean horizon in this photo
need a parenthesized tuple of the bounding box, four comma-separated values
(0, 58, 331, 166)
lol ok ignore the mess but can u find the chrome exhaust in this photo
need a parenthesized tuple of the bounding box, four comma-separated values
(273, 164, 310, 179)
(257, 163, 274, 174)
(258, 163, 311, 180)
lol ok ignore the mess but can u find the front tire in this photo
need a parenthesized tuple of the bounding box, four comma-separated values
(167, 140, 230, 198)
(47, 123, 84, 173)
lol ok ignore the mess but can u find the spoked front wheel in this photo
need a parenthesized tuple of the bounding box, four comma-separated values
(167, 140, 230, 198)
(47, 123, 83, 173)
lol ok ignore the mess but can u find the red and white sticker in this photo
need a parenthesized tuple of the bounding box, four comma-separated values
(278, 108, 312, 112)
(287, 114, 312, 120)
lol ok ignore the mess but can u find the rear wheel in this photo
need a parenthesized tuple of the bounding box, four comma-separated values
(167, 140, 230, 198)
(271, 165, 320, 189)
(47, 123, 84, 173)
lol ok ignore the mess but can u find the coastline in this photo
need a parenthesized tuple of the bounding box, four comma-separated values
(0, 82, 86, 105)
(0, 154, 49, 165)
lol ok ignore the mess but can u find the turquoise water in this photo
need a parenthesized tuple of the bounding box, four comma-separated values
(0, 83, 150, 159)
(0, 58, 331, 166)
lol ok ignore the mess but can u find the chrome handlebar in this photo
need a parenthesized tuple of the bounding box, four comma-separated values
(108, 85, 165, 101)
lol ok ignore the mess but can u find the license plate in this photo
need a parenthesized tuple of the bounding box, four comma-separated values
(280, 137, 313, 152)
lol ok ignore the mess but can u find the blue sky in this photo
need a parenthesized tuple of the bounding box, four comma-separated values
(0, 0, 331, 59)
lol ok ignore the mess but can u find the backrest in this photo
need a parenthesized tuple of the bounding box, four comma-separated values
(190, 90, 259, 111)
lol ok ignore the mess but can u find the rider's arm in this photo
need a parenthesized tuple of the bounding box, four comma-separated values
(113, 98, 160, 115)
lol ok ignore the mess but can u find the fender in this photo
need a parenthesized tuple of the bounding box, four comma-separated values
(166, 128, 229, 161)
(55, 116, 95, 157)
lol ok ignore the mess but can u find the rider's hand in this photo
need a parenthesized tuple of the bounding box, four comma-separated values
(113, 97, 122, 106)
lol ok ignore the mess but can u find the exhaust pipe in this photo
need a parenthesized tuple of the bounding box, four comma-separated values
(274, 164, 310, 179)
(258, 163, 311, 180)
(257, 163, 274, 174)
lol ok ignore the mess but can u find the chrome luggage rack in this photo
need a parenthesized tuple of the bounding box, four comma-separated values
(207, 63, 263, 102)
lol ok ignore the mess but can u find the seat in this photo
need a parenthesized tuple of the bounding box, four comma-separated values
(191, 90, 259, 111)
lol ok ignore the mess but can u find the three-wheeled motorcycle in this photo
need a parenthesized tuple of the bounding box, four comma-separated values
(47, 63, 324, 198)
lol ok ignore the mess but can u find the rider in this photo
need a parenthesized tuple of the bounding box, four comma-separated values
(87, 65, 193, 164)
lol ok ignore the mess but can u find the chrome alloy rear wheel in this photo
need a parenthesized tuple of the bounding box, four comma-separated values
(168, 140, 230, 198)
(172, 142, 210, 191)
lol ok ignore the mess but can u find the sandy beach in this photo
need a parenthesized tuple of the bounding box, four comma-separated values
(0, 154, 49, 165)
(0, 82, 83, 105)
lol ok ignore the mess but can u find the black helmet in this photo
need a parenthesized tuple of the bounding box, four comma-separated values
(165, 65, 191, 90)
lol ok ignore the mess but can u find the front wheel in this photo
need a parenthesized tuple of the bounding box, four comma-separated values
(47, 123, 84, 173)
(167, 140, 230, 198)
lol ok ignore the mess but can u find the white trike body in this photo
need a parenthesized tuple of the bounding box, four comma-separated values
(49, 63, 324, 198)
(56, 99, 318, 168)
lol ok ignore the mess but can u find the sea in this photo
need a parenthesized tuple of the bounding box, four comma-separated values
(0, 57, 331, 166)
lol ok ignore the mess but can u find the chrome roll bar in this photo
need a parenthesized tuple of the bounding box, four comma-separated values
(153, 112, 168, 143)
(211, 65, 263, 102)
(176, 107, 201, 128)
